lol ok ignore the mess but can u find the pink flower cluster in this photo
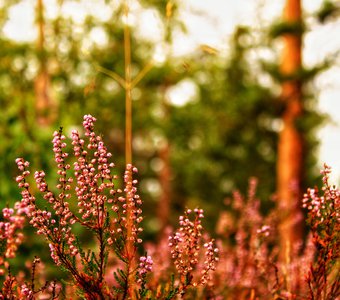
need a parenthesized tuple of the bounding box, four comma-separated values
(49, 243, 61, 266)
(256, 224, 270, 237)
(201, 241, 218, 284)
(301, 164, 340, 299)
(1, 160, 30, 274)
(303, 164, 339, 221)
(15, 159, 34, 216)
(16, 153, 78, 260)
(106, 163, 143, 250)
(0, 207, 25, 275)
(137, 255, 153, 283)
(20, 284, 33, 298)
(168, 208, 218, 286)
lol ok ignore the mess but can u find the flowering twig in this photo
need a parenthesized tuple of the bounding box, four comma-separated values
(303, 164, 340, 300)
(168, 208, 218, 298)
(15, 115, 145, 299)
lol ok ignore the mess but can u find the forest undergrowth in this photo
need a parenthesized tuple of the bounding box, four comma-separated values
(0, 115, 339, 299)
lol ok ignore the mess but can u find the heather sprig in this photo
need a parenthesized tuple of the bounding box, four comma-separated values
(137, 255, 153, 297)
(303, 164, 340, 300)
(168, 208, 218, 297)
(0, 207, 25, 275)
(15, 115, 144, 299)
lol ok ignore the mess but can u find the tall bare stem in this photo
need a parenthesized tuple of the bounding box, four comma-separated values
(123, 2, 136, 299)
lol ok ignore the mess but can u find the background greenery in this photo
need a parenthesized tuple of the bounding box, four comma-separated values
(0, 0, 338, 248)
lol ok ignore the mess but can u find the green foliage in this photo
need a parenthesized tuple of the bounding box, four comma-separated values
(165, 274, 179, 300)
(113, 268, 128, 294)
(316, 0, 340, 23)
(269, 20, 305, 38)
(0, 0, 334, 237)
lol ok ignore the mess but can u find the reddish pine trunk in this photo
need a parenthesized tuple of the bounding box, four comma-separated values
(35, 0, 52, 126)
(277, 0, 304, 262)
(157, 142, 172, 236)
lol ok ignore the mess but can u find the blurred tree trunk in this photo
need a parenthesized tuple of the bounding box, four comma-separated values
(157, 85, 172, 237)
(35, 0, 52, 126)
(157, 141, 171, 235)
(277, 0, 304, 263)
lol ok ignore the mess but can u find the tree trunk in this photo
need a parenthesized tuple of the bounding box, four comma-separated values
(35, 0, 52, 126)
(277, 0, 304, 263)
(157, 83, 172, 237)
(157, 142, 172, 236)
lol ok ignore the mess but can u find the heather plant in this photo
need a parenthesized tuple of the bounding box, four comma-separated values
(1, 114, 340, 299)
(166, 209, 218, 298)
(213, 178, 318, 299)
(136, 209, 219, 299)
(12, 115, 147, 299)
(303, 164, 340, 300)
(214, 178, 284, 299)
(1, 115, 218, 299)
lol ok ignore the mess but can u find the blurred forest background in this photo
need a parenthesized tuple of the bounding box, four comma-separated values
(0, 0, 339, 256)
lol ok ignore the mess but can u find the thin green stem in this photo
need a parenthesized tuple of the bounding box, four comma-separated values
(124, 2, 132, 165)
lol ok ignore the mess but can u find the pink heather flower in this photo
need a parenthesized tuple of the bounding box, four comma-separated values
(320, 163, 332, 184)
(0, 208, 25, 261)
(303, 163, 339, 224)
(169, 208, 219, 289)
(256, 225, 271, 237)
(108, 164, 143, 246)
(83, 114, 97, 133)
(20, 284, 33, 297)
(49, 244, 61, 266)
(169, 209, 204, 275)
(200, 240, 219, 285)
(138, 255, 153, 278)
(302, 165, 339, 300)
(34, 171, 48, 192)
(16, 150, 78, 266)
(15, 158, 29, 171)
(2, 208, 14, 219)
(52, 130, 69, 165)
(71, 120, 118, 227)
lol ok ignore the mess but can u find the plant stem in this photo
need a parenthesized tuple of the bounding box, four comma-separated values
(123, 2, 136, 299)
(124, 1, 132, 165)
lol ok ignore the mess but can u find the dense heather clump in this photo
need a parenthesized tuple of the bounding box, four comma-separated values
(213, 178, 317, 299)
(169, 209, 218, 284)
(0, 115, 338, 299)
(303, 164, 340, 300)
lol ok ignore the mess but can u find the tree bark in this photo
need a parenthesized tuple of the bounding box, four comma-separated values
(156, 83, 172, 237)
(157, 141, 172, 236)
(35, 0, 52, 126)
(277, 0, 304, 263)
